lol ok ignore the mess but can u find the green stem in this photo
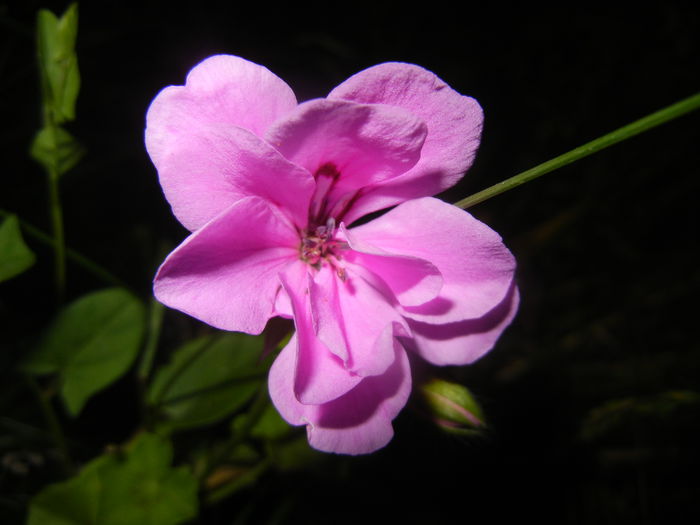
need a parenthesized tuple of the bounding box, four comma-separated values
(202, 383, 270, 479)
(137, 298, 165, 426)
(0, 208, 126, 288)
(24, 375, 74, 475)
(454, 91, 700, 209)
(47, 167, 66, 300)
(137, 298, 165, 383)
(159, 373, 266, 406)
(205, 459, 272, 505)
(202, 385, 270, 482)
(152, 336, 221, 407)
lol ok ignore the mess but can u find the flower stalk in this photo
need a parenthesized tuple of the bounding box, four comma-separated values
(24, 375, 74, 475)
(454, 91, 700, 209)
(47, 166, 66, 299)
(31, 3, 83, 300)
(0, 208, 125, 288)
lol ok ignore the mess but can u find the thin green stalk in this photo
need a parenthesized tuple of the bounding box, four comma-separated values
(137, 298, 165, 426)
(152, 336, 221, 406)
(24, 375, 73, 475)
(205, 459, 272, 505)
(159, 373, 266, 406)
(454, 91, 700, 209)
(47, 167, 66, 300)
(137, 298, 165, 383)
(0, 208, 126, 288)
(202, 385, 271, 481)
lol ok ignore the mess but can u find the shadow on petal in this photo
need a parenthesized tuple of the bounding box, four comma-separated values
(302, 342, 412, 454)
(406, 282, 519, 366)
(403, 295, 456, 317)
(315, 341, 408, 429)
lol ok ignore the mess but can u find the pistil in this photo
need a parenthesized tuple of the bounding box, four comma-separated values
(299, 217, 348, 279)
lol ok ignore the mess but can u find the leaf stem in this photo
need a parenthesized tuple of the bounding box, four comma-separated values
(0, 208, 126, 288)
(205, 459, 272, 505)
(137, 298, 165, 383)
(24, 374, 74, 475)
(202, 385, 271, 482)
(152, 336, 222, 407)
(159, 373, 267, 406)
(47, 167, 66, 300)
(454, 91, 700, 209)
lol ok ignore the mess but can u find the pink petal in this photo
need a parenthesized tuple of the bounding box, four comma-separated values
(146, 55, 300, 230)
(407, 283, 519, 366)
(279, 264, 362, 405)
(268, 338, 412, 455)
(309, 264, 407, 378)
(351, 197, 516, 323)
(154, 197, 298, 333)
(265, 99, 426, 222)
(340, 224, 442, 307)
(147, 55, 296, 151)
(328, 63, 483, 222)
(151, 125, 316, 231)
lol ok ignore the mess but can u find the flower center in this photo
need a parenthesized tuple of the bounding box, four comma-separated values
(299, 217, 348, 279)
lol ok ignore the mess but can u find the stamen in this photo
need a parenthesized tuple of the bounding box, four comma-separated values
(299, 216, 346, 273)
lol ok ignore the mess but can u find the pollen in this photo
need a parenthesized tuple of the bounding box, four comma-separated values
(299, 217, 347, 279)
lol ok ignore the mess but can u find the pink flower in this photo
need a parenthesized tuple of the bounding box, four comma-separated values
(146, 55, 518, 455)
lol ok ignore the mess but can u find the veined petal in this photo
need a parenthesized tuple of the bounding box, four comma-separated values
(268, 338, 412, 455)
(152, 125, 315, 231)
(407, 284, 519, 366)
(154, 197, 297, 333)
(309, 264, 405, 378)
(146, 55, 299, 230)
(147, 55, 296, 152)
(328, 62, 483, 222)
(350, 197, 516, 323)
(265, 99, 426, 221)
(279, 264, 362, 405)
(340, 224, 442, 307)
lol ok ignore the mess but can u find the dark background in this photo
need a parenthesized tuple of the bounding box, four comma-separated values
(2, 1, 699, 523)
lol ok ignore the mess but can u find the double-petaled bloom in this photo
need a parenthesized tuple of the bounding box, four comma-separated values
(146, 55, 518, 454)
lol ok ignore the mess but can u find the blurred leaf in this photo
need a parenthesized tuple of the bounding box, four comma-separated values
(30, 126, 85, 177)
(231, 405, 314, 472)
(27, 461, 101, 524)
(23, 288, 146, 416)
(205, 460, 270, 504)
(580, 390, 700, 441)
(36, 3, 80, 125)
(27, 432, 198, 525)
(0, 215, 36, 282)
(270, 436, 319, 472)
(148, 333, 267, 431)
(248, 402, 292, 441)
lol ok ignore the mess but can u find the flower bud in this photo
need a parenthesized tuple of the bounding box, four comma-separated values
(419, 378, 485, 435)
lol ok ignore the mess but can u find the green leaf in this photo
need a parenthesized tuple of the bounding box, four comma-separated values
(148, 333, 268, 431)
(30, 126, 85, 177)
(36, 3, 80, 124)
(23, 288, 146, 416)
(270, 435, 320, 472)
(27, 463, 101, 525)
(248, 402, 292, 441)
(580, 390, 700, 442)
(0, 215, 36, 282)
(27, 432, 198, 525)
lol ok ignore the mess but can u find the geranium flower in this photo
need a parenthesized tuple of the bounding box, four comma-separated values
(146, 55, 518, 454)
